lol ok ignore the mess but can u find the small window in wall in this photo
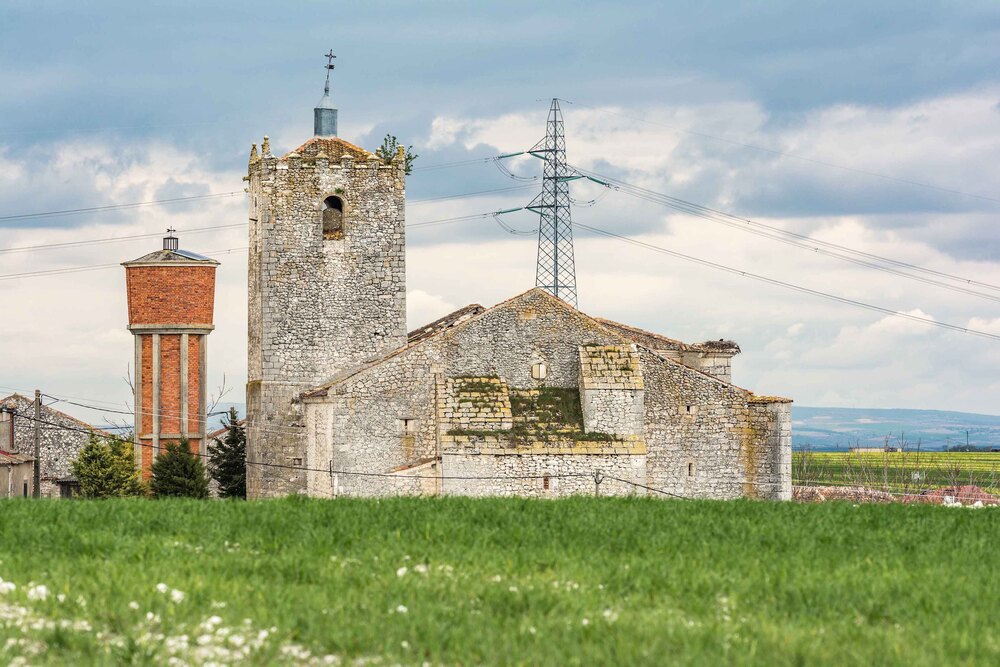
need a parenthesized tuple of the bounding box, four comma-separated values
(322, 196, 345, 240)
(688, 462, 695, 477)
(543, 475, 551, 491)
(23, 481, 29, 497)
(684, 404, 698, 416)
(531, 362, 548, 380)
(291, 457, 303, 467)
(400, 418, 417, 434)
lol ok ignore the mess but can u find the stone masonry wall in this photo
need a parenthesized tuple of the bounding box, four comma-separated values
(247, 139, 406, 497)
(442, 452, 645, 497)
(304, 290, 627, 496)
(638, 348, 790, 500)
(578, 345, 644, 436)
(0, 394, 98, 498)
(303, 290, 791, 500)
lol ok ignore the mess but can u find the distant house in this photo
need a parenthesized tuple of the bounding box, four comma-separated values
(0, 393, 110, 498)
(0, 449, 33, 498)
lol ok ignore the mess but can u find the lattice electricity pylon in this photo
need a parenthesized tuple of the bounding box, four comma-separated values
(526, 99, 578, 308)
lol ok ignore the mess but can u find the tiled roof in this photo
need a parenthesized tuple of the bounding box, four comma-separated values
(407, 304, 485, 345)
(122, 248, 219, 265)
(283, 137, 373, 161)
(0, 448, 32, 465)
(0, 393, 113, 436)
(593, 318, 692, 352)
(594, 318, 741, 356)
(206, 419, 245, 442)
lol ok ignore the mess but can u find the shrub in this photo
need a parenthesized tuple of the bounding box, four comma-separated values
(150, 437, 209, 499)
(70, 434, 143, 498)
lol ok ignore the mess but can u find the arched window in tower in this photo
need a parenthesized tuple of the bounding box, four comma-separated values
(322, 195, 345, 240)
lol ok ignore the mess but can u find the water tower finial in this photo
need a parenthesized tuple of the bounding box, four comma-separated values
(163, 228, 178, 251)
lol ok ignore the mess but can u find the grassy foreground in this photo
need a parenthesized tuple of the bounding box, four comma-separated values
(1, 497, 998, 665)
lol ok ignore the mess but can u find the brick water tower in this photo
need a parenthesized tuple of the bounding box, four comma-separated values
(123, 230, 219, 478)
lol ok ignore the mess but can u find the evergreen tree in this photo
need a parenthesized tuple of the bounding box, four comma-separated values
(208, 408, 246, 499)
(70, 434, 143, 498)
(150, 437, 209, 499)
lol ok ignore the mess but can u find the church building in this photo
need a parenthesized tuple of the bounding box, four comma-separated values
(245, 69, 792, 500)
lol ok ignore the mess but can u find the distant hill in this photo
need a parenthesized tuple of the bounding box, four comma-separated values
(793, 406, 1000, 451)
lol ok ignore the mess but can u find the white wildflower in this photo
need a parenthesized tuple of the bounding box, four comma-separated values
(414, 564, 428, 575)
(76, 595, 87, 607)
(205, 615, 223, 627)
(56, 594, 66, 603)
(128, 601, 140, 610)
(602, 608, 618, 622)
(491, 575, 502, 582)
(27, 584, 49, 601)
(508, 586, 518, 593)
(395, 604, 408, 614)
(0, 579, 15, 594)
(581, 618, 590, 626)
(211, 600, 227, 609)
(396, 567, 408, 578)
(401, 640, 410, 650)
(170, 589, 185, 603)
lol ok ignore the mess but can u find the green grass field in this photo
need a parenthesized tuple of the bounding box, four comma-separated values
(1, 497, 998, 665)
(794, 450, 1000, 495)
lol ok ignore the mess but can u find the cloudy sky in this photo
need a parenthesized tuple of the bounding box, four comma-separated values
(2, 1, 999, 428)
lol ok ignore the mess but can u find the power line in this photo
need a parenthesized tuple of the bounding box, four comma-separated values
(0, 192, 245, 224)
(0, 246, 248, 281)
(0, 223, 246, 255)
(571, 221, 1000, 342)
(0, 210, 521, 281)
(567, 101, 1000, 206)
(0, 187, 534, 254)
(596, 179, 1000, 304)
(410, 155, 501, 172)
(572, 165, 1000, 294)
(407, 184, 537, 205)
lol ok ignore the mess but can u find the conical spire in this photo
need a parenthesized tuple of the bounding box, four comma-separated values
(314, 50, 338, 137)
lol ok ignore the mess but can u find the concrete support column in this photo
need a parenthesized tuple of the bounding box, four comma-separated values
(134, 334, 143, 466)
(180, 333, 189, 440)
(200, 334, 208, 456)
(152, 333, 160, 457)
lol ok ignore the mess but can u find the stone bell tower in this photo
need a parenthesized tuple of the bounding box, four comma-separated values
(245, 56, 407, 498)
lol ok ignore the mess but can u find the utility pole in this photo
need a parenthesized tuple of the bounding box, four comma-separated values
(33, 389, 41, 498)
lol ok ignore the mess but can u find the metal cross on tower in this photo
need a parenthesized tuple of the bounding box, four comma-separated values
(323, 50, 336, 89)
(527, 99, 578, 307)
